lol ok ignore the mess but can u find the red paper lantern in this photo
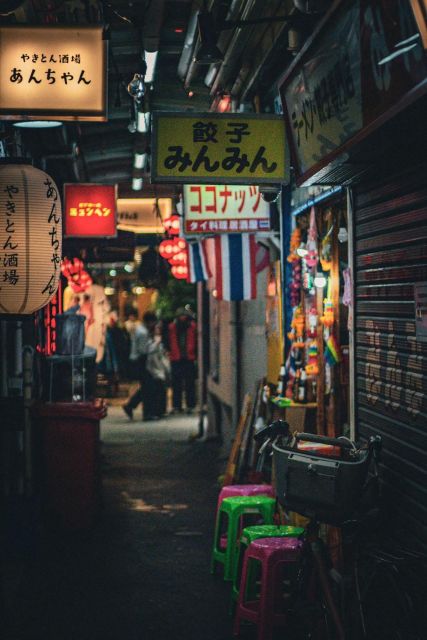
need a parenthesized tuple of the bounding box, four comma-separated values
(163, 215, 180, 236)
(159, 238, 176, 259)
(168, 249, 188, 266)
(171, 264, 188, 280)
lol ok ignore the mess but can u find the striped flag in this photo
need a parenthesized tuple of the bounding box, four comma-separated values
(187, 240, 211, 283)
(214, 234, 257, 301)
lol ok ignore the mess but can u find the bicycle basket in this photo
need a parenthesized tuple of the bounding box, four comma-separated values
(273, 434, 372, 525)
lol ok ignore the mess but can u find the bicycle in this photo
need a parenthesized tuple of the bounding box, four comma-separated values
(253, 420, 383, 639)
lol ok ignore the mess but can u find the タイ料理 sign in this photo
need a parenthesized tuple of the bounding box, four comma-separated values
(0, 26, 107, 121)
(152, 112, 288, 184)
(183, 184, 270, 234)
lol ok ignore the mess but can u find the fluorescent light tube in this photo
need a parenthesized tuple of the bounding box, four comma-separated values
(144, 51, 158, 83)
(132, 177, 143, 191)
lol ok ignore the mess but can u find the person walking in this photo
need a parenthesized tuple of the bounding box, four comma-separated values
(146, 323, 171, 418)
(122, 311, 158, 420)
(168, 308, 197, 414)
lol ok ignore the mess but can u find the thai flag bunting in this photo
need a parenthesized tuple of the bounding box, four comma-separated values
(214, 234, 257, 301)
(187, 240, 211, 283)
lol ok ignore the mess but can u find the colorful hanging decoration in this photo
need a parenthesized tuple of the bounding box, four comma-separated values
(61, 257, 93, 293)
(320, 213, 333, 271)
(324, 335, 341, 366)
(288, 228, 302, 307)
(321, 298, 335, 327)
(320, 277, 335, 328)
(306, 341, 319, 376)
(307, 305, 318, 338)
(305, 207, 318, 268)
(288, 305, 305, 343)
(287, 228, 301, 263)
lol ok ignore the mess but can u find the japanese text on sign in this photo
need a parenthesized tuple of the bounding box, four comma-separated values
(281, 2, 362, 178)
(183, 184, 270, 235)
(152, 113, 287, 184)
(2, 183, 20, 288)
(64, 184, 117, 238)
(42, 177, 61, 296)
(0, 26, 107, 121)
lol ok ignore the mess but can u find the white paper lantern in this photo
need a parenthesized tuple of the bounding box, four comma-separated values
(0, 164, 62, 314)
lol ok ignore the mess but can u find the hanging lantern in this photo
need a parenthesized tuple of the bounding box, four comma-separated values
(61, 257, 93, 293)
(0, 164, 62, 314)
(159, 238, 176, 259)
(163, 214, 180, 236)
(171, 264, 188, 280)
(168, 249, 188, 266)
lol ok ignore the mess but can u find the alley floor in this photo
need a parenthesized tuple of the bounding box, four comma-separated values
(3, 405, 241, 640)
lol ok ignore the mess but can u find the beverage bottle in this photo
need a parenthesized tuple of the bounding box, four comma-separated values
(276, 364, 285, 396)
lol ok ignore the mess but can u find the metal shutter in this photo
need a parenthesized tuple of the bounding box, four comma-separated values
(353, 163, 427, 549)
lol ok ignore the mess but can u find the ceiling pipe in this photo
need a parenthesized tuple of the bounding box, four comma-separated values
(182, 0, 216, 91)
(208, 0, 258, 99)
(203, 0, 247, 89)
(177, 0, 202, 81)
(234, 5, 295, 102)
(142, 0, 166, 52)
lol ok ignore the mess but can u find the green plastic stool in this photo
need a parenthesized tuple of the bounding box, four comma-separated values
(211, 495, 276, 581)
(231, 524, 305, 602)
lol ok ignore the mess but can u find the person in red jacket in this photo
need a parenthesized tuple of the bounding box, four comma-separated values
(168, 308, 197, 413)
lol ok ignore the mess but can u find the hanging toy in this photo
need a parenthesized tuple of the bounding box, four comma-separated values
(306, 341, 319, 376)
(305, 206, 318, 268)
(320, 277, 334, 328)
(320, 212, 333, 271)
(307, 306, 318, 338)
(290, 260, 302, 307)
(321, 298, 334, 328)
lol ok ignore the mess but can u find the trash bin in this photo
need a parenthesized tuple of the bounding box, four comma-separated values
(32, 399, 107, 529)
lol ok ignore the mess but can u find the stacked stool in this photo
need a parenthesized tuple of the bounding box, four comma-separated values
(216, 484, 275, 512)
(231, 524, 305, 603)
(233, 536, 304, 640)
(211, 495, 276, 581)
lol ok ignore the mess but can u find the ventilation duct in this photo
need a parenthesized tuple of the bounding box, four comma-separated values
(293, 0, 331, 13)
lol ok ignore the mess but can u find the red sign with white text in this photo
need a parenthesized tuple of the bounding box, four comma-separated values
(64, 184, 117, 238)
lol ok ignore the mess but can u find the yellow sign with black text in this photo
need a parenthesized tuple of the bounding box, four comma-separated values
(152, 112, 288, 184)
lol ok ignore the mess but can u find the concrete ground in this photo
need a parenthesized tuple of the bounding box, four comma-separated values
(3, 405, 243, 640)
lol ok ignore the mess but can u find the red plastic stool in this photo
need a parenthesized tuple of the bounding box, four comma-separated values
(216, 484, 275, 513)
(233, 536, 303, 640)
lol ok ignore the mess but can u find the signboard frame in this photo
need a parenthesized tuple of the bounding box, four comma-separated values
(278, 0, 427, 186)
(151, 111, 288, 185)
(0, 25, 108, 122)
(63, 183, 117, 239)
(182, 184, 271, 234)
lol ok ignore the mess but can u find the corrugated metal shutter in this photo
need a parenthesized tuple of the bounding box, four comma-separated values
(354, 163, 427, 550)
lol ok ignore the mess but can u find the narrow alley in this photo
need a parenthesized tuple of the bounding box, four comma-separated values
(4, 408, 235, 640)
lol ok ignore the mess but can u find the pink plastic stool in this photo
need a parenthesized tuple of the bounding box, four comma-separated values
(233, 536, 303, 640)
(216, 484, 275, 513)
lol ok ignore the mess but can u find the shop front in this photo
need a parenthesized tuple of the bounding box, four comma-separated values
(279, 0, 427, 547)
